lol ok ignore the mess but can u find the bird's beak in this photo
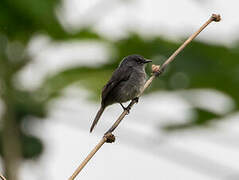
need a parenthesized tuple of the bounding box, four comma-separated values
(143, 59, 152, 63)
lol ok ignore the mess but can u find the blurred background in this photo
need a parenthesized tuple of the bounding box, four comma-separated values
(0, 0, 239, 180)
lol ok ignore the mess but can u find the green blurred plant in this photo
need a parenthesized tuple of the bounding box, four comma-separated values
(0, 0, 238, 179)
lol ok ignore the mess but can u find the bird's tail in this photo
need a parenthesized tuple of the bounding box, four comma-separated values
(90, 106, 105, 133)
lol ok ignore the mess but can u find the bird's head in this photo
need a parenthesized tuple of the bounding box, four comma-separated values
(119, 54, 152, 68)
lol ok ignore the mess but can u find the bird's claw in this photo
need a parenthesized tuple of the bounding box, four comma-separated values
(125, 106, 131, 114)
(120, 103, 130, 114)
(123, 106, 131, 114)
(133, 97, 139, 103)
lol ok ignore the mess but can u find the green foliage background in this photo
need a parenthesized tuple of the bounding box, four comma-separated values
(0, 0, 238, 163)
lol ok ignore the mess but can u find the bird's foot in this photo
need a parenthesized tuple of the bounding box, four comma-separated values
(133, 97, 139, 103)
(120, 103, 131, 114)
(125, 106, 131, 114)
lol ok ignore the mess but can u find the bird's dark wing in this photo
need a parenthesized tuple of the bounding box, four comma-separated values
(101, 65, 132, 104)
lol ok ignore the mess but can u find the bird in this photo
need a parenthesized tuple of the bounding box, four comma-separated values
(90, 54, 152, 133)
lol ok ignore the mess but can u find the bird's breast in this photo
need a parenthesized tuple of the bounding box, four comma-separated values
(117, 70, 146, 103)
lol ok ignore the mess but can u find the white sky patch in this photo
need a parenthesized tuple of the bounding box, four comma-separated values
(179, 89, 235, 115)
(214, 112, 239, 133)
(171, 136, 239, 172)
(27, 36, 109, 66)
(16, 35, 110, 90)
(135, 92, 193, 125)
(58, 0, 239, 45)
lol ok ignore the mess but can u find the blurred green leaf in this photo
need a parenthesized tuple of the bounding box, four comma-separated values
(0, 132, 43, 159)
(21, 134, 43, 159)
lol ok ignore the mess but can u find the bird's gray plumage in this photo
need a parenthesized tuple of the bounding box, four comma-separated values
(90, 54, 151, 132)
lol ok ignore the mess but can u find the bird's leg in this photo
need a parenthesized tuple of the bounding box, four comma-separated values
(120, 103, 130, 114)
(120, 103, 127, 110)
(133, 97, 139, 103)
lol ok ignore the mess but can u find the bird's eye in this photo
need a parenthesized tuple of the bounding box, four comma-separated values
(136, 59, 142, 64)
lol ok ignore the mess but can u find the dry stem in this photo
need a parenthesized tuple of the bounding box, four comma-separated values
(0, 173, 6, 180)
(68, 14, 221, 180)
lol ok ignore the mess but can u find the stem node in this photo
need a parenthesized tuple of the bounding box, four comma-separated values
(104, 133, 115, 143)
(211, 14, 221, 22)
